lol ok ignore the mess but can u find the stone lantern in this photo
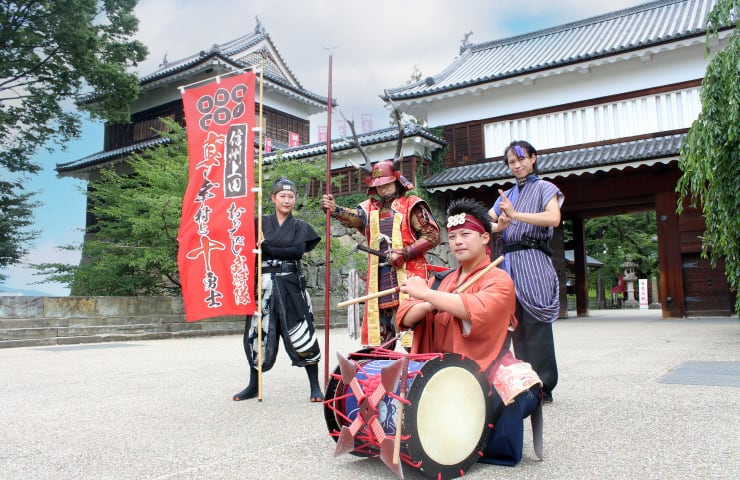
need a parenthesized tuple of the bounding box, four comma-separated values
(621, 255, 639, 308)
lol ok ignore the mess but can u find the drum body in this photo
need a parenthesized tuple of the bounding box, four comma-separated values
(324, 350, 492, 480)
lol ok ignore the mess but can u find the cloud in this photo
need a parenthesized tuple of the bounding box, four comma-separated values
(3, 0, 648, 296)
(2, 239, 81, 296)
(132, 0, 646, 123)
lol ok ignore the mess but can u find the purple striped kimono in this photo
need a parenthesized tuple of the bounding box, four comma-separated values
(492, 175, 564, 323)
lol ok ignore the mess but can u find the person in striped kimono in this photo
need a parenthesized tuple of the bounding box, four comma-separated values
(489, 141, 564, 403)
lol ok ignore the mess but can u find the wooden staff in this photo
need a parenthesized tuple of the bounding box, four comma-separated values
(453, 255, 504, 293)
(256, 63, 265, 402)
(337, 287, 398, 308)
(323, 52, 333, 387)
(337, 255, 504, 308)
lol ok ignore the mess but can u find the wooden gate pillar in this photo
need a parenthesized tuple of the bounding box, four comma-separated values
(572, 216, 589, 316)
(655, 192, 685, 318)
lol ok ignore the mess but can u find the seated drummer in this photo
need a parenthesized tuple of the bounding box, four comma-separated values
(396, 198, 542, 466)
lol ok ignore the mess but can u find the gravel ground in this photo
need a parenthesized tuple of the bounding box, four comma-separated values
(1, 309, 738, 480)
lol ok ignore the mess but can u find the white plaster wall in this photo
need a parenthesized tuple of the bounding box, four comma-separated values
(425, 40, 716, 127)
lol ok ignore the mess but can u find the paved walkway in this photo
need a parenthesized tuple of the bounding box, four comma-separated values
(1, 309, 738, 480)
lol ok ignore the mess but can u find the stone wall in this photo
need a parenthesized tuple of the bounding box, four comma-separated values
(0, 203, 454, 349)
(0, 296, 241, 348)
(0, 295, 348, 349)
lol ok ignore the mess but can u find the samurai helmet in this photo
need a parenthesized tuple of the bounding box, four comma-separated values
(367, 160, 399, 188)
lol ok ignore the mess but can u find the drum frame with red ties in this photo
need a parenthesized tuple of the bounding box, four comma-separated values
(323, 347, 494, 480)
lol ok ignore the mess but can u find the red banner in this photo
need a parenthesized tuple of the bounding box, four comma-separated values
(361, 113, 373, 133)
(335, 119, 347, 138)
(178, 72, 257, 321)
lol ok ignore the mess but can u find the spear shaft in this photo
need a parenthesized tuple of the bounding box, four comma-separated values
(323, 53, 333, 387)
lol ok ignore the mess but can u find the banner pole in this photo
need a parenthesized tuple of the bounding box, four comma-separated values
(324, 52, 333, 387)
(256, 62, 265, 401)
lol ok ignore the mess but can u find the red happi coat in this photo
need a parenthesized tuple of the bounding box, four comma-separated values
(396, 258, 517, 372)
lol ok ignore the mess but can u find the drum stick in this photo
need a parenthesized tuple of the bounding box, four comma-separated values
(337, 256, 503, 309)
(453, 255, 504, 293)
(393, 356, 410, 465)
(391, 256, 502, 464)
(337, 287, 399, 308)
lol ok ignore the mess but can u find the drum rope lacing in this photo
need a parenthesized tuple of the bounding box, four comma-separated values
(325, 347, 494, 479)
(326, 347, 456, 465)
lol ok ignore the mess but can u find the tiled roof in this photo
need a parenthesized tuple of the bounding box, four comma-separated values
(139, 44, 328, 106)
(56, 137, 171, 175)
(82, 25, 328, 107)
(140, 41, 259, 84)
(56, 124, 446, 178)
(386, 0, 717, 100)
(263, 124, 447, 161)
(422, 133, 685, 191)
(565, 250, 604, 267)
(143, 27, 290, 85)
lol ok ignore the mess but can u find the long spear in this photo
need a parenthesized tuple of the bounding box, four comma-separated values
(323, 52, 333, 386)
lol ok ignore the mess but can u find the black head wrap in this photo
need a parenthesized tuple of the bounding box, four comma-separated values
(271, 177, 297, 195)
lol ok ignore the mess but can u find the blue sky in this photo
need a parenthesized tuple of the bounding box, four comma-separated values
(1, 0, 647, 295)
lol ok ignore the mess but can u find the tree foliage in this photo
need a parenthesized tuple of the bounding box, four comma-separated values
(32, 122, 189, 295)
(34, 121, 346, 295)
(0, 0, 147, 279)
(0, 0, 148, 174)
(71, 121, 188, 295)
(0, 178, 38, 281)
(676, 0, 740, 313)
(583, 213, 659, 293)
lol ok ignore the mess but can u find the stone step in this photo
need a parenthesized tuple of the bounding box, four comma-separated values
(0, 294, 346, 349)
(0, 315, 187, 329)
(0, 318, 248, 347)
(0, 324, 159, 341)
(0, 327, 247, 349)
(1, 331, 198, 349)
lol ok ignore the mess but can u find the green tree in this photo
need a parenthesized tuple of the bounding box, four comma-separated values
(583, 213, 659, 292)
(0, 180, 38, 281)
(0, 0, 148, 277)
(33, 122, 342, 295)
(676, 0, 739, 313)
(72, 122, 187, 295)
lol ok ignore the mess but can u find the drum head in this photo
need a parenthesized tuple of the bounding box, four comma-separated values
(404, 353, 492, 479)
